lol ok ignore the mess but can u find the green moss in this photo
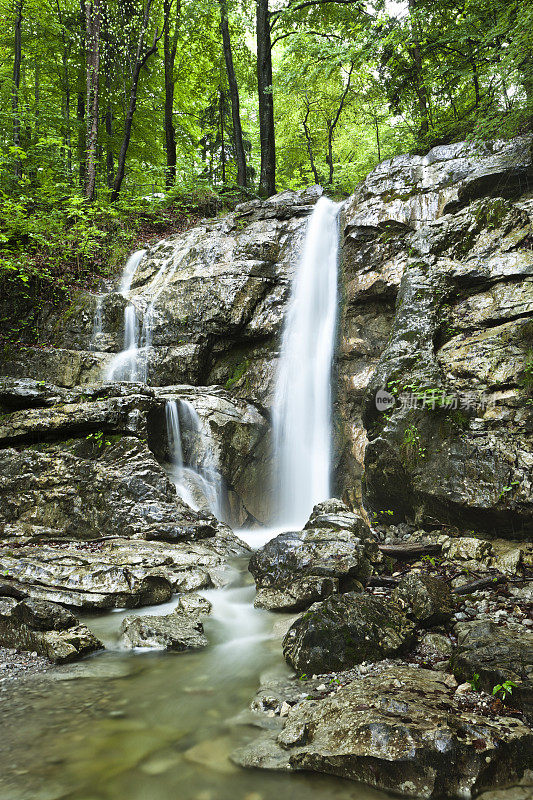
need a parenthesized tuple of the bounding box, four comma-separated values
(225, 358, 250, 390)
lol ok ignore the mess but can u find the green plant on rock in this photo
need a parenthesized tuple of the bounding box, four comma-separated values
(225, 359, 250, 390)
(492, 680, 517, 700)
(469, 673, 480, 691)
(497, 480, 520, 502)
(401, 424, 426, 465)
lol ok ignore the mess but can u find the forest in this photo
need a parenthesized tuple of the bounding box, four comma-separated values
(0, 0, 532, 343)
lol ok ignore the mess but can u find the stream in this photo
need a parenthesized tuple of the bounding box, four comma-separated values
(0, 197, 395, 800)
(0, 555, 391, 800)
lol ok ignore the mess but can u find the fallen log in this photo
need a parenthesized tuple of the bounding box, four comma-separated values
(453, 575, 507, 595)
(378, 542, 441, 560)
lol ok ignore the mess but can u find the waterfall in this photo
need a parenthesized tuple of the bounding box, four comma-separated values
(272, 196, 341, 530)
(104, 250, 146, 381)
(119, 249, 146, 296)
(89, 296, 103, 351)
(165, 399, 225, 521)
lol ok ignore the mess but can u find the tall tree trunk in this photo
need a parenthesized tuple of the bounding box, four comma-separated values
(256, 0, 275, 196)
(219, 88, 226, 185)
(84, 0, 101, 200)
(104, 68, 114, 188)
(110, 0, 160, 202)
(302, 101, 319, 184)
(325, 62, 353, 186)
(12, 0, 23, 180)
(408, 0, 429, 140)
(467, 39, 480, 108)
(373, 111, 381, 162)
(219, 0, 247, 187)
(163, 0, 180, 188)
(55, 0, 72, 177)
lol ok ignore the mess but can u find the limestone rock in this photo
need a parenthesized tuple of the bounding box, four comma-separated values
(282, 592, 415, 673)
(249, 502, 377, 611)
(120, 610, 208, 650)
(232, 666, 533, 799)
(0, 537, 236, 609)
(452, 621, 533, 722)
(392, 572, 454, 626)
(0, 596, 102, 663)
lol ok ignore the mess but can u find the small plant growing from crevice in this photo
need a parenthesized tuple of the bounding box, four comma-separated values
(469, 673, 480, 691)
(492, 680, 517, 701)
(401, 424, 426, 465)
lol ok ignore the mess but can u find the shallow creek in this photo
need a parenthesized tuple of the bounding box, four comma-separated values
(0, 555, 391, 800)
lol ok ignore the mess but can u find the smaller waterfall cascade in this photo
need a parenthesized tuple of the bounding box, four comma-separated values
(165, 399, 225, 521)
(119, 249, 146, 296)
(89, 296, 104, 351)
(273, 196, 341, 530)
(105, 250, 146, 381)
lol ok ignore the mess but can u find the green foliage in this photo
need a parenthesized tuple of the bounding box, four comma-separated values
(469, 673, 480, 691)
(401, 424, 426, 464)
(492, 680, 517, 700)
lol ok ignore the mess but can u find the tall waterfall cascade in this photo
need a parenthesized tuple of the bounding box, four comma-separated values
(272, 196, 341, 530)
(165, 399, 225, 522)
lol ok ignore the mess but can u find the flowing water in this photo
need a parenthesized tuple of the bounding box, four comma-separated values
(0, 199, 393, 800)
(165, 399, 225, 521)
(273, 197, 341, 529)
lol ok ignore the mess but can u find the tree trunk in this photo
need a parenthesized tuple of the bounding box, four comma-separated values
(325, 62, 353, 186)
(373, 111, 381, 162)
(110, 0, 159, 202)
(219, 88, 226, 185)
(163, 0, 180, 188)
(12, 0, 23, 180)
(408, 0, 429, 140)
(219, 0, 247, 187)
(467, 39, 480, 108)
(302, 102, 319, 183)
(256, 0, 275, 196)
(84, 0, 101, 200)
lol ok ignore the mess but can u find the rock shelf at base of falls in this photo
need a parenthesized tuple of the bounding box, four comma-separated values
(232, 666, 533, 799)
(0, 142, 533, 800)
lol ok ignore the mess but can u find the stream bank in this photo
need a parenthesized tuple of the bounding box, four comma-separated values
(1, 138, 533, 799)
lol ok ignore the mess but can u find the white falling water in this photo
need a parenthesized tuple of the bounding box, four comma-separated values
(105, 250, 146, 381)
(272, 196, 341, 530)
(89, 295, 104, 351)
(165, 399, 225, 521)
(119, 249, 146, 296)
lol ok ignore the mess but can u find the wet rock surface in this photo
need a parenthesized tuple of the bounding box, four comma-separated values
(249, 500, 378, 611)
(337, 135, 533, 538)
(120, 610, 208, 651)
(392, 572, 454, 627)
(0, 596, 102, 663)
(233, 666, 533, 799)
(452, 621, 533, 722)
(282, 592, 415, 673)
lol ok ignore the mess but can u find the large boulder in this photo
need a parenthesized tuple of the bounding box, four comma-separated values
(392, 572, 454, 627)
(249, 501, 378, 611)
(120, 609, 208, 651)
(282, 592, 415, 673)
(233, 666, 533, 799)
(0, 596, 102, 663)
(452, 621, 533, 722)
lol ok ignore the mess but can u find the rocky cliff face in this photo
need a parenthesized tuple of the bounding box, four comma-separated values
(337, 135, 533, 537)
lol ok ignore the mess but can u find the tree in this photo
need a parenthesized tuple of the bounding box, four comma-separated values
(12, 0, 23, 179)
(219, 0, 247, 187)
(163, 0, 180, 187)
(110, 0, 162, 202)
(256, 0, 275, 195)
(84, 0, 101, 199)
